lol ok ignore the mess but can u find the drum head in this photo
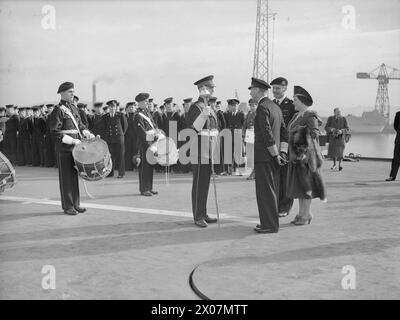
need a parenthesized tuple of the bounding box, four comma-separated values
(0, 151, 16, 191)
(72, 138, 109, 164)
(155, 137, 179, 166)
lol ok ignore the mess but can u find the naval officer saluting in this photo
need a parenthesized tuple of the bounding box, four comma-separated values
(49, 82, 96, 215)
(187, 75, 219, 228)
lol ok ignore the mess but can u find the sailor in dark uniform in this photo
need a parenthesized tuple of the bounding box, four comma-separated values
(225, 98, 245, 175)
(100, 100, 128, 178)
(0, 106, 7, 152)
(270, 77, 296, 217)
(32, 105, 47, 166)
(249, 77, 288, 233)
(44, 104, 56, 167)
(3, 104, 19, 165)
(124, 102, 138, 171)
(133, 93, 160, 196)
(90, 102, 104, 135)
(77, 103, 89, 128)
(386, 111, 400, 181)
(16, 107, 27, 166)
(187, 75, 219, 228)
(49, 82, 95, 215)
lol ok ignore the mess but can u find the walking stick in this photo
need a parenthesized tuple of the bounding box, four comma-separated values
(206, 100, 220, 228)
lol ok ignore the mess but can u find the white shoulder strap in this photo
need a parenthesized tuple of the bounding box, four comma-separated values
(138, 112, 155, 130)
(60, 105, 82, 138)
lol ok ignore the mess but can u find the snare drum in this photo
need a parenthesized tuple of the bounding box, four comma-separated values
(72, 138, 112, 181)
(0, 151, 16, 193)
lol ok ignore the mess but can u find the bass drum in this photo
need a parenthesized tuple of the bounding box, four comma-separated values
(72, 138, 112, 181)
(151, 137, 179, 166)
(0, 151, 16, 193)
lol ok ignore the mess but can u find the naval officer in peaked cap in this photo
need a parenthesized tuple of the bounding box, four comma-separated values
(187, 75, 219, 228)
(249, 77, 288, 233)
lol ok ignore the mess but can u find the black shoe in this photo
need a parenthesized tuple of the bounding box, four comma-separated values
(339, 166, 343, 171)
(150, 190, 158, 195)
(254, 227, 278, 233)
(194, 219, 208, 228)
(204, 215, 217, 223)
(141, 191, 153, 196)
(279, 212, 289, 218)
(64, 208, 78, 215)
(74, 207, 86, 213)
(386, 177, 395, 181)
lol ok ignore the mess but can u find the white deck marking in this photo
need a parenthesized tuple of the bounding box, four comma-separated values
(0, 196, 258, 224)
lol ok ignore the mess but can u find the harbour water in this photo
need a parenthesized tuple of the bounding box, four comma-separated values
(324, 133, 396, 159)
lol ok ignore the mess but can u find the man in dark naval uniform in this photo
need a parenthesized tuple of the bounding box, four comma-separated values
(225, 98, 245, 175)
(32, 105, 47, 167)
(187, 75, 219, 228)
(271, 76, 296, 218)
(249, 77, 288, 234)
(44, 104, 56, 167)
(124, 101, 138, 171)
(133, 93, 160, 196)
(386, 111, 400, 181)
(49, 82, 95, 215)
(100, 100, 128, 178)
(90, 102, 104, 136)
(3, 104, 19, 165)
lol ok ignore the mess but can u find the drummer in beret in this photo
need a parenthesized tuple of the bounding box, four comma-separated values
(57, 82, 74, 94)
(133, 92, 159, 196)
(135, 92, 150, 102)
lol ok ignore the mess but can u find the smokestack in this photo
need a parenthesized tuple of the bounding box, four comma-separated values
(92, 82, 97, 106)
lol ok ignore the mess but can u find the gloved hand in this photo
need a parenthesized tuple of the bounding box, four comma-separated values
(280, 151, 288, 163)
(73, 139, 81, 145)
(201, 106, 211, 117)
(273, 155, 285, 167)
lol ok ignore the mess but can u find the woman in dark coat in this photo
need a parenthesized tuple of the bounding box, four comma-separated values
(325, 108, 350, 171)
(287, 86, 327, 226)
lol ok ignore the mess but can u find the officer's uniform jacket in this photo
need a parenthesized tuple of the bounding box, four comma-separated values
(100, 112, 128, 144)
(254, 96, 288, 163)
(187, 97, 220, 163)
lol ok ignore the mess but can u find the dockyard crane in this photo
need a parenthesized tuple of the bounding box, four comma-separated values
(357, 63, 400, 120)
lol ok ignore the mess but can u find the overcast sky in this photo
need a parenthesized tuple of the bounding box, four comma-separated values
(0, 0, 399, 119)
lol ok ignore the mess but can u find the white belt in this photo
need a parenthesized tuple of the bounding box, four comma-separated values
(61, 129, 79, 134)
(198, 129, 219, 137)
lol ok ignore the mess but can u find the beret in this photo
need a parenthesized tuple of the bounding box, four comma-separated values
(209, 97, 217, 102)
(57, 82, 74, 94)
(94, 102, 103, 107)
(183, 98, 193, 103)
(135, 93, 150, 102)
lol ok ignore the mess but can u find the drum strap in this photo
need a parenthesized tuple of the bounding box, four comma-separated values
(60, 105, 83, 139)
(138, 112, 155, 130)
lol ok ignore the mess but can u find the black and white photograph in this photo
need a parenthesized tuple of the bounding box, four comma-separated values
(0, 0, 399, 309)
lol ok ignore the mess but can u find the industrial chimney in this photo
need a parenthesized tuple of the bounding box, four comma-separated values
(92, 82, 97, 106)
